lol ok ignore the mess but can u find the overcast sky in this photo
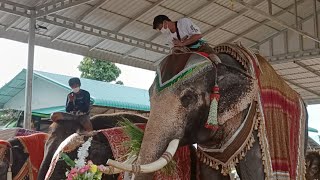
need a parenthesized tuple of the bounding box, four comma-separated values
(0, 38, 319, 143)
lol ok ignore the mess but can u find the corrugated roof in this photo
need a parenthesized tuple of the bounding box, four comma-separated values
(32, 106, 65, 118)
(0, 69, 150, 111)
(0, 0, 320, 104)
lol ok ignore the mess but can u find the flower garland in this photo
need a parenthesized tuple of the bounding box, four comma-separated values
(61, 137, 107, 180)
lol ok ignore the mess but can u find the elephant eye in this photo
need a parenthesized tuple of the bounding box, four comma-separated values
(180, 89, 196, 108)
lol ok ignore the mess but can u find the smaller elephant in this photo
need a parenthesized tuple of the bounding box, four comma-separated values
(38, 112, 148, 180)
(39, 112, 198, 180)
(306, 150, 320, 180)
(0, 133, 48, 180)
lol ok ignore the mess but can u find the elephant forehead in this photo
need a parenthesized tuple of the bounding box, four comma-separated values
(155, 53, 212, 93)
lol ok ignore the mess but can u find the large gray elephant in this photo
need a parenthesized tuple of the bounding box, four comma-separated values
(108, 43, 308, 180)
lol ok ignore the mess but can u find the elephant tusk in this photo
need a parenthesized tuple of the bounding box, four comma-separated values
(106, 139, 180, 173)
(101, 155, 137, 174)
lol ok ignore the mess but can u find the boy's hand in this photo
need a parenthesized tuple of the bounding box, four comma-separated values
(68, 94, 75, 101)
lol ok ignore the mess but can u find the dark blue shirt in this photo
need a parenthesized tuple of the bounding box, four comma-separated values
(65, 89, 90, 114)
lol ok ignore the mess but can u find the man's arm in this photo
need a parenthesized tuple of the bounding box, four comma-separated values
(175, 34, 202, 47)
(173, 18, 202, 47)
(65, 94, 74, 112)
(80, 91, 90, 113)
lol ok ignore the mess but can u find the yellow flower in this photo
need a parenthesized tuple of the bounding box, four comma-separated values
(90, 164, 97, 173)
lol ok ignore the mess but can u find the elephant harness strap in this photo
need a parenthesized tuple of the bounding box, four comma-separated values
(196, 43, 262, 175)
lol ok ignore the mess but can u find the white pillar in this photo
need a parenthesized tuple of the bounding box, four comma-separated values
(23, 10, 36, 129)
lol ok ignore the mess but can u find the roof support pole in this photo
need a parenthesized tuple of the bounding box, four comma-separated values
(23, 10, 36, 129)
(233, 0, 320, 43)
(267, 0, 272, 15)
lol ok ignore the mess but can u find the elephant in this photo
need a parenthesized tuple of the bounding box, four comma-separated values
(38, 112, 148, 180)
(0, 132, 48, 180)
(39, 112, 198, 180)
(108, 43, 308, 180)
(306, 150, 320, 180)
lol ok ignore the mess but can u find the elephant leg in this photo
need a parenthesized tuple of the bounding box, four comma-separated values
(199, 163, 230, 180)
(236, 131, 264, 180)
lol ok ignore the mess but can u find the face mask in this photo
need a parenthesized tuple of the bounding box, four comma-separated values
(160, 23, 171, 35)
(72, 87, 80, 93)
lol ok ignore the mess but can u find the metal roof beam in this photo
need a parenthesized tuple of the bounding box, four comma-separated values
(50, 28, 67, 42)
(122, 32, 160, 57)
(294, 61, 320, 77)
(252, 8, 320, 48)
(89, 39, 105, 51)
(267, 0, 272, 15)
(114, 0, 166, 32)
(0, 0, 31, 17)
(39, 14, 170, 54)
(51, 0, 109, 42)
(212, 1, 279, 33)
(314, 0, 319, 48)
(234, 0, 320, 43)
(35, 0, 95, 18)
(186, 0, 215, 17)
(268, 48, 320, 64)
(284, 77, 320, 97)
(0, 26, 156, 70)
(202, 0, 265, 36)
(4, 16, 23, 31)
(76, 0, 108, 21)
(227, 0, 306, 43)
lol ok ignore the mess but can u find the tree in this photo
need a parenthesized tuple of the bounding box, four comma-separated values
(78, 57, 122, 83)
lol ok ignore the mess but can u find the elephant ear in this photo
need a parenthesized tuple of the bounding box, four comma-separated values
(156, 52, 212, 92)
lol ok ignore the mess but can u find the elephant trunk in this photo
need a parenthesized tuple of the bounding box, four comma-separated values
(38, 141, 57, 180)
(133, 112, 181, 179)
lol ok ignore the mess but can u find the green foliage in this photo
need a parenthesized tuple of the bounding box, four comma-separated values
(119, 119, 177, 175)
(61, 153, 76, 167)
(78, 57, 122, 83)
(0, 109, 21, 126)
(118, 119, 144, 156)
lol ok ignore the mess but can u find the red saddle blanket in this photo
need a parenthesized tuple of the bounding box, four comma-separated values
(257, 54, 306, 180)
(15, 133, 48, 180)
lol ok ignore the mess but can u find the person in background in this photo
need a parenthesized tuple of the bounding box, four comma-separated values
(66, 77, 90, 115)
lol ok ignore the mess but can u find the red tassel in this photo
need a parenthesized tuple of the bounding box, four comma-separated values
(210, 86, 220, 101)
(205, 124, 219, 131)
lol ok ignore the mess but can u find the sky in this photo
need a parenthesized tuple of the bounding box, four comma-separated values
(0, 38, 319, 143)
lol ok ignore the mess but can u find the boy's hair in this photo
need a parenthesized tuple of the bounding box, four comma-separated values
(68, 77, 81, 87)
(153, 15, 171, 29)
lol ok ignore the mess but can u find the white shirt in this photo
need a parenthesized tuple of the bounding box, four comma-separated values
(165, 18, 202, 48)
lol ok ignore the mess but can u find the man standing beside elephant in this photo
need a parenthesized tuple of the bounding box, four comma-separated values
(153, 15, 213, 54)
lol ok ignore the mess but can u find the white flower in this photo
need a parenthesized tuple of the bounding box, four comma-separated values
(74, 137, 92, 168)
